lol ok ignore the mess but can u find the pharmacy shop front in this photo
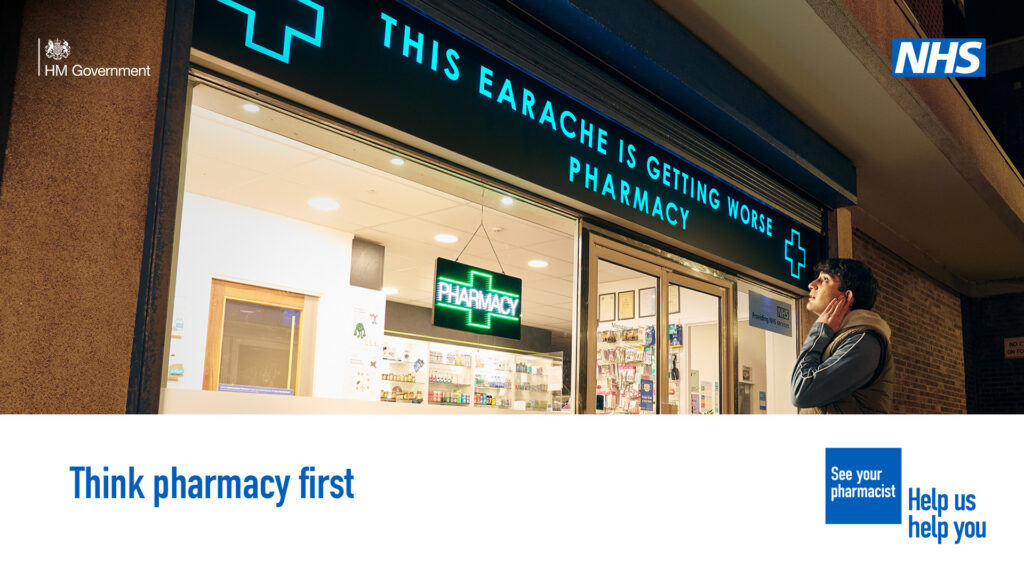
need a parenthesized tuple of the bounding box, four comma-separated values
(157, 0, 828, 415)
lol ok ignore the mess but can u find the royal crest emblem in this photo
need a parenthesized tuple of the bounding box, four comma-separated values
(45, 39, 70, 61)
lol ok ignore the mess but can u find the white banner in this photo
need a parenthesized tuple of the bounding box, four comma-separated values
(0, 416, 1017, 574)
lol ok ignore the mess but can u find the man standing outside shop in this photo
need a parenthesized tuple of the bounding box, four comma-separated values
(790, 259, 895, 413)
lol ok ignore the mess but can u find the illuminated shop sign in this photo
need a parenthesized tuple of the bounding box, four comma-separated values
(433, 258, 522, 339)
(193, 0, 825, 289)
(214, 0, 324, 63)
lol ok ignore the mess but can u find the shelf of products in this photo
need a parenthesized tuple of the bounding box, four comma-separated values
(378, 335, 564, 411)
(380, 389, 424, 403)
(378, 338, 429, 403)
(593, 318, 717, 415)
(595, 325, 656, 415)
(428, 389, 472, 406)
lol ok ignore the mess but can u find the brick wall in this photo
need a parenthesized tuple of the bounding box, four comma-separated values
(963, 293, 1024, 413)
(902, 0, 967, 39)
(903, 0, 945, 38)
(853, 230, 966, 413)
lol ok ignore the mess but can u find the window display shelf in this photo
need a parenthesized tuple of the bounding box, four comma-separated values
(516, 371, 553, 381)
(380, 334, 564, 412)
(381, 374, 425, 384)
(380, 388, 424, 403)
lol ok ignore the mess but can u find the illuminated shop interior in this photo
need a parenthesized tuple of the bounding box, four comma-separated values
(162, 81, 800, 415)
(162, 83, 577, 413)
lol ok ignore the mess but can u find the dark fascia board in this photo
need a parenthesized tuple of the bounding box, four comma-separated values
(505, 0, 857, 208)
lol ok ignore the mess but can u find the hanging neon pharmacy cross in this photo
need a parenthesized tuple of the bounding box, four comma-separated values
(216, 0, 324, 63)
(433, 258, 523, 339)
(436, 271, 521, 329)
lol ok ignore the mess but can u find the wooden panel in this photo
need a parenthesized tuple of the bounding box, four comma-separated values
(202, 279, 307, 392)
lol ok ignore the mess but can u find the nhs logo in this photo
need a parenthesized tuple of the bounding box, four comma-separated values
(892, 39, 986, 77)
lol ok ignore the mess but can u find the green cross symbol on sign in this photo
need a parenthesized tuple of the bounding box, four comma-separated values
(435, 269, 521, 330)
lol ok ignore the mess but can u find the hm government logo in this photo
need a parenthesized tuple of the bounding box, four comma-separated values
(44, 39, 70, 61)
(37, 37, 151, 79)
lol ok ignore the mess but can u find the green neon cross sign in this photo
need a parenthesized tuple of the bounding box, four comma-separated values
(433, 258, 522, 339)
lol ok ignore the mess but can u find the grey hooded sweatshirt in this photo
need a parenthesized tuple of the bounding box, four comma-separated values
(790, 309, 894, 413)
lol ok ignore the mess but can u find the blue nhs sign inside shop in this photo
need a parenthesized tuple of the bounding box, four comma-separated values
(892, 38, 986, 77)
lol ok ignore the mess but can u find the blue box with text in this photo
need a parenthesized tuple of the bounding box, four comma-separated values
(892, 39, 986, 77)
(825, 448, 901, 524)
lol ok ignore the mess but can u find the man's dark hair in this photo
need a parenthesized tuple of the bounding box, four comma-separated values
(813, 258, 878, 311)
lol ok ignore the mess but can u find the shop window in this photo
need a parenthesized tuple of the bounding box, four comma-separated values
(162, 81, 578, 413)
(379, 336, 565, 410)
(589, 238, 728, 415)
(666, 283, 721, 415)
(736, 280, 799, 414)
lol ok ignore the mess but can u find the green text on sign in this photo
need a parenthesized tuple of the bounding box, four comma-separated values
(433, 258, 522, 339)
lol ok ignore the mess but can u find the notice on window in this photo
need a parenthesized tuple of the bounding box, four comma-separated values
(748, 291, 792, 337)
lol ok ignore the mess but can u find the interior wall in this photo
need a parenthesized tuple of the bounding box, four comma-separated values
(766, 330, 798, 414)
(596, 277, 659, 330)
(737, 321, 766, 413)
(170, 193, 353, 397)
(688, 323, 720, 413)
(596, 277, 718, 327)
(384, 300, 555, 353)
(735, 322, 798, 414)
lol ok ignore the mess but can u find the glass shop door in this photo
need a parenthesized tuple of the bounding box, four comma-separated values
(663, 273, 728, 415)
(586, 236, 733, 414)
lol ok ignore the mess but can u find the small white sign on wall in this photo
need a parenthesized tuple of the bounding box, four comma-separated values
(1005, 337, 1024, 359)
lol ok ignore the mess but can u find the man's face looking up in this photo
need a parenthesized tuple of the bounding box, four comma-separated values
(807, 271, 844, 315)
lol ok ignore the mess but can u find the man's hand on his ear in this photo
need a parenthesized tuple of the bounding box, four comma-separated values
(818, 292, 853, 332)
